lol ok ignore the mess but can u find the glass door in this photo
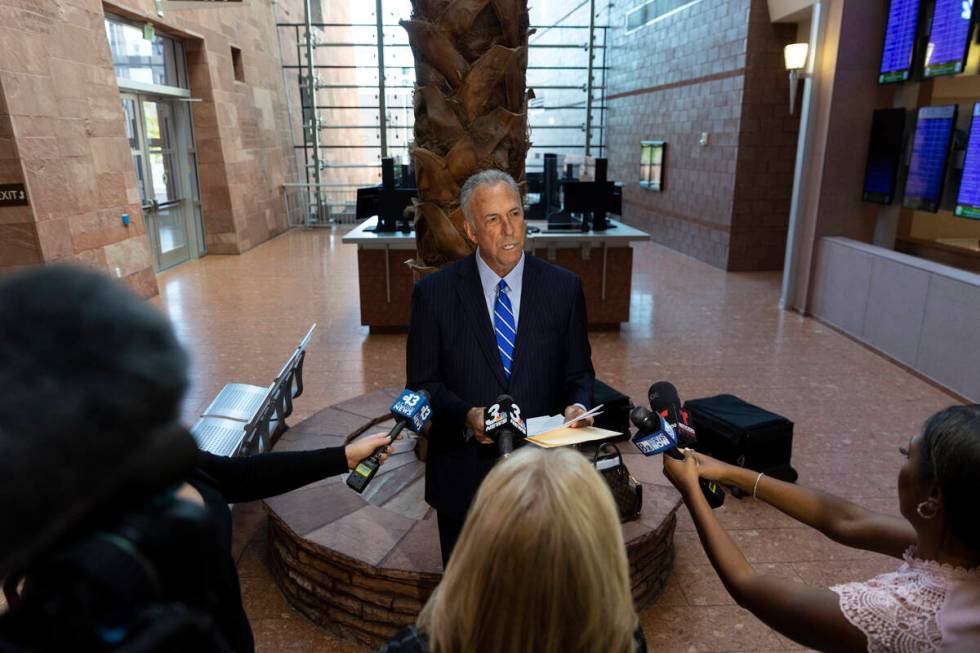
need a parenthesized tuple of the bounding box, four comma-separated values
(122, 93, 201, 271)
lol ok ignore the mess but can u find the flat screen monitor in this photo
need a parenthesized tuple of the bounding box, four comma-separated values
(525, 172, 544, 193)
(561, 180, 620, 216)
(610, 184, 622, 216)
(356, 186, 380, 220)
(955, 103, 980, 219)
(903, 105, 958, 212)
(923, 0, 975, 78)
(879, 0, 921, 83)
(862, 108, 907, 204)
(356, 186, 416, 220)
(561, 181, 591, 215)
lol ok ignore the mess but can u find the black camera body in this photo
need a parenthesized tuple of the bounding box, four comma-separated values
(0, 489, 234, 653)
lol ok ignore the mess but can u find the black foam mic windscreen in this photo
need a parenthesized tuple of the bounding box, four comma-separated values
(648, 381, 680, 416)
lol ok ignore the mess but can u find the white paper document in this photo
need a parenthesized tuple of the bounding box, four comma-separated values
(527, 404, 605, 436)
(525, 404, 620, 448)
(527, 414, 566, 437)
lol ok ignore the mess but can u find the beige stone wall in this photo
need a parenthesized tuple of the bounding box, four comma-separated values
(0, 75, 41, 269)
(0, 0, 310, 295)
(0, 0, 155, 295)
(106, 0, 303, 255)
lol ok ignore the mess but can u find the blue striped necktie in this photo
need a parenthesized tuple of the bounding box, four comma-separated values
(493, 279, 516, 381)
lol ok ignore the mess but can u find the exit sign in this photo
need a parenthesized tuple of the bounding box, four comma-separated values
(0, 183, 28, 207)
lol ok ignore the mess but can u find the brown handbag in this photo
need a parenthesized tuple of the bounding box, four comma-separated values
(592, 442, 643, 522)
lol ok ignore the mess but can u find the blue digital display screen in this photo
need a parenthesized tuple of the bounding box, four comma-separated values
(863, 109, 907, 204)
(904, 105, 957, 212)
(955, 104, 980, 219)
(924, 0, 974, 77)
(879, 0, 921, 83)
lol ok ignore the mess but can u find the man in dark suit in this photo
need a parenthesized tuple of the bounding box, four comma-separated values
(406, 169, 596, 564)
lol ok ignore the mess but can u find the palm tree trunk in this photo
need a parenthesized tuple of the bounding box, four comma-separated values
(402, 0, 531, 268)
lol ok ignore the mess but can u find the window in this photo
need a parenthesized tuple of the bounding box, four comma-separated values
(104, 16, 187, 90)
(626, 0, 701, 33)
(640, 141, 665, 192)
(231, 46, 245, 82)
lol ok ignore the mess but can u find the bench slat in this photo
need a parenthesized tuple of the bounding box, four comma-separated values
(191, 417, 248, 457)
(202, 383, 271, 422)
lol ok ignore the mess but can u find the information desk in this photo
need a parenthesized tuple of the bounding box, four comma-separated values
(342, 217, 650, 330)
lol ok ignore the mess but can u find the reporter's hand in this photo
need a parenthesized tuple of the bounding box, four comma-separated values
(467, 407, 492, 444)
(564, 404, 593, 428)
(689, 450, 732, 483)
(663, 448, 701, 497)
(345, 432, 396, 470)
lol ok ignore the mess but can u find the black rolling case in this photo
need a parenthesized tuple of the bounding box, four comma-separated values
(592, 379, 631, 440)
(683, 394, 798, 487)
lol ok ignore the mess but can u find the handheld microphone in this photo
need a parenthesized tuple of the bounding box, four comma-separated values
(347, 389, 432, 494)
(649, 381, 725, 508)
(484, 394, 527, 457)
(648, 381, 696, 444)
(630, 403, 725, 509)
(630, 406, 683, 459)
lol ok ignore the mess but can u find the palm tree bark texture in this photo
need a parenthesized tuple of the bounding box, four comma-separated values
(401, 0, 532, 268)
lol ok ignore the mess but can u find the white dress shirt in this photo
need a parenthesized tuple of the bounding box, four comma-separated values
(475, 248, 525, 328)
(473, 249, 586, 413)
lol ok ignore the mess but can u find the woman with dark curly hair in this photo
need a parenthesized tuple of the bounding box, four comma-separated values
(663, 405, 980, 652)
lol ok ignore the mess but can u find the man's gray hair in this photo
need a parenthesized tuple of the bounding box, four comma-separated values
(459, 169, 521, 224)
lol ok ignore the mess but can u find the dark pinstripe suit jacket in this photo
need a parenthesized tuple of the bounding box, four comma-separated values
(406, 252, 595, 519)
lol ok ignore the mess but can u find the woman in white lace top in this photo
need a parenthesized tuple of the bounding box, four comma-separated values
(663, 405, 980, 652)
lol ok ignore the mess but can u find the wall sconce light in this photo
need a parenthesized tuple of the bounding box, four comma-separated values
(784, 43, 809, 115)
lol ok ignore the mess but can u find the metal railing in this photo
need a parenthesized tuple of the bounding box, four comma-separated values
(283, 183, 360, 227)
(278, 1, 612, 228)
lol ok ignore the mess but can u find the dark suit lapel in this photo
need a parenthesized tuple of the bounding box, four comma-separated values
(509, 257, 541, 383)
(455, 254, 507, 389)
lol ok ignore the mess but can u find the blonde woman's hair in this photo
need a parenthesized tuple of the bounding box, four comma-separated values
(417, 446, 638, 653)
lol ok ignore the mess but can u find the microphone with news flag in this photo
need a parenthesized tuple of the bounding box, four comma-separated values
(631, 381, 725, 508)
(346, 389, 432, 494)
(484, 394, 527, 457)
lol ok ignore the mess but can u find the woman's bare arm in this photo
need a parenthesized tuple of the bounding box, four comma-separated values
(694, 452, 915, 559)
(668, 453, 870, 651)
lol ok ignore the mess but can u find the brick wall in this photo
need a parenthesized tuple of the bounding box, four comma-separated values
(0, 0, 309, 295)
(728, 2, 799, 271)
(605, 0, 799, 271)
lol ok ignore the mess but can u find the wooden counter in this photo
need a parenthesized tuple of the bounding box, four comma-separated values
(342, 218, 650, 331)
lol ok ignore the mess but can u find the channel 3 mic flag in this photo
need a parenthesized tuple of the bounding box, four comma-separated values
(484, 394, 527, 456)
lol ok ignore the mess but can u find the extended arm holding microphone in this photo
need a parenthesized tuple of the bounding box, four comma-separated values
(347, 389, 433, 493)
(630, 406, 725, 508)
(662, 452, 869, 652)
(692, 452, 915, 559)
(195, 434, 392, 504)
(645, 381, 914, 556)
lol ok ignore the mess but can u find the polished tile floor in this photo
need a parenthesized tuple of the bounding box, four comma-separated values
(155, 228, 960, 653)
